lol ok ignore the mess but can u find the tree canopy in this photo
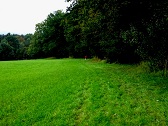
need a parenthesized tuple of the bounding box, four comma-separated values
(0, 33, 32, 60)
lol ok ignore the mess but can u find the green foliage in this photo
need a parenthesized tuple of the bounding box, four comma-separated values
(65, 0, 168, 67)
(28, 10, 68, 58)
(0, 59, 167, 125)
(0, 42, 14, 60)
(0, 33, 32, 60)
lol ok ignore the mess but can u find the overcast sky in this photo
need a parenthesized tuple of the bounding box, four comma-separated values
(0, 0, 71, 35)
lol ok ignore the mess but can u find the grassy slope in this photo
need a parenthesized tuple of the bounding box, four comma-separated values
(0, 59, 167, 125)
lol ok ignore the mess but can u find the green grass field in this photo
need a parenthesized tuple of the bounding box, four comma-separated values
(0, 59, 167, 125)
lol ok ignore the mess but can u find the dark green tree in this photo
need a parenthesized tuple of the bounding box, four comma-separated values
(28, 10, 68, 58)
(0, 39, 14, 60)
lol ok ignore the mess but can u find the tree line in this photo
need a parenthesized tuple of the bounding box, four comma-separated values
(1, 0, 168, 74)
(0, 33, 32, 60)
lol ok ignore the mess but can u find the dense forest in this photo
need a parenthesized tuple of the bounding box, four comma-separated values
(0, 0, 168, 74)
(0, 33, 32, 60)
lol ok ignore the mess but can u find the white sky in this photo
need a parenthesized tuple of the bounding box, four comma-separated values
(0, 0, 71, 35)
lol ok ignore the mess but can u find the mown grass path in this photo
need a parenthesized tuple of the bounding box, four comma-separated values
(0, 59, 167, 125)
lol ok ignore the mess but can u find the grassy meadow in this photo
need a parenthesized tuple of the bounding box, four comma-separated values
(0, 59, 167, 125)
